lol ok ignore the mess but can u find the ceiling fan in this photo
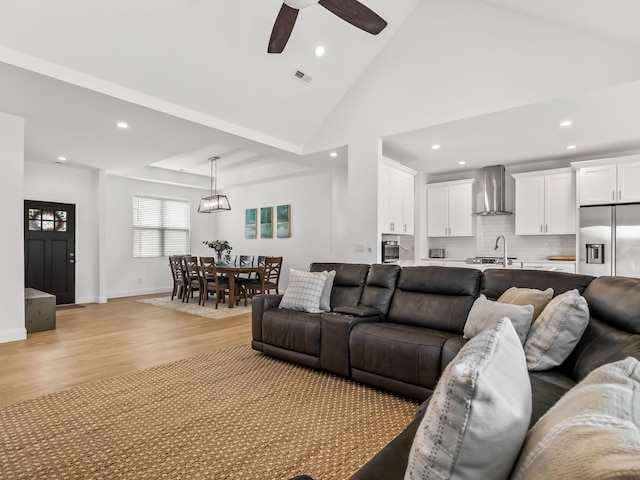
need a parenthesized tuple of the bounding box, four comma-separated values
(268, 0, 387, 54)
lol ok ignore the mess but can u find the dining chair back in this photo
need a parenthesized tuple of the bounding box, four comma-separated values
(182, 256, 203, 303)
(200, 257, 231, 308)
(238, 255, 255, 280)
(168, 255, 186, 301)
(245, 256, 283, 296)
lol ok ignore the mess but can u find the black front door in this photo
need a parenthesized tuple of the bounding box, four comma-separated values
(24, 200, 76, 304)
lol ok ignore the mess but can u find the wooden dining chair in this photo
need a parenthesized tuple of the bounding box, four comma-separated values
(200, 258, 230, 308)
(244, 256, 283, 297)
(182, 256, 204, 303)
(168, 256, 186, 301)
(238, 255, 255, 281)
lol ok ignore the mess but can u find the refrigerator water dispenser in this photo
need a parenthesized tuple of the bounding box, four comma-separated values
(586, 243, 605, 264)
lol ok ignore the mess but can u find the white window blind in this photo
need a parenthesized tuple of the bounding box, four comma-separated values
(132, 195, 190, 258)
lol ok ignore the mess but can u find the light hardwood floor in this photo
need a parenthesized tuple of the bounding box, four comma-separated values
(0, 294, 252, 406)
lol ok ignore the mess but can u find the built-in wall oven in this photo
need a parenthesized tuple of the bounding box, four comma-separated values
(382, 241, 400, 263)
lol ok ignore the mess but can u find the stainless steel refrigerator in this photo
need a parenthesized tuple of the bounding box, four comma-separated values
(579, 204, 640, 278)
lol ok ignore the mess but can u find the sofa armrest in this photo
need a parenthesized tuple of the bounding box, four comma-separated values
(440, 336, 468, 373)
(320, 312, 383, 376)
(251, 294, 283, 348)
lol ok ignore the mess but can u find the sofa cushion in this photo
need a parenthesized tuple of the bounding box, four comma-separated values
(583, 276, 640, 334)
(350, 323, 458, 390)
(388, 266, 482, 334)
(480, 268, 593, 300)
(279, 269, 327, 313)
(524, 289, 589, 371)
(498, 286, 553, 322)
(309, 262, 370, 309)
(512, 356, 640, 480)
(262, 308, 322, 356)
(464, 294, 533, 345)
(359, 263, 401, 315)
(405, 318, 531, 480)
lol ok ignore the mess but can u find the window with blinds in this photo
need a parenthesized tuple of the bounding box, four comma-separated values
(132, 195, 190, 258)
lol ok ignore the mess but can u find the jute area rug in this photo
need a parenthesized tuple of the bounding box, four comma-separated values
(0, 345, 419, 479)
(137, 296, 252, 320)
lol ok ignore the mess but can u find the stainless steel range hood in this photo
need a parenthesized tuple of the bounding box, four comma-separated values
(475, 165, 513, 216)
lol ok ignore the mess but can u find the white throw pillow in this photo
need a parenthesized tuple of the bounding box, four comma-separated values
(278, 269, 327, 314)
(524, 289, 589, 371)
(464, 294, 534, 345)
(511, 356, 640, 480)
(405, 318, 532, 480)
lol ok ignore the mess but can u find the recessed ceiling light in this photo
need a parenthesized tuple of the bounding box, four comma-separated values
(458, 161, 466, 165)
(329, 152, 338, 157)
(116, 121, 131, 129)
(314, 45, 326, 57)
(559, 120, 572, 127)
(566, 145, 577, 150)
(431, 144, 441, 150)
(56, 156, 67, 162)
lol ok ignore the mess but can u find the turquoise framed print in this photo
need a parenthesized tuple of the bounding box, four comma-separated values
(245, 208, 257, 239)
(260, 206, 273, 238)
(276, 204, 291, 238)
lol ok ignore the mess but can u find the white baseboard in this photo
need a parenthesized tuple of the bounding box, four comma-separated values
(107, 286, 172, 299)
(0, 328, 27, 344)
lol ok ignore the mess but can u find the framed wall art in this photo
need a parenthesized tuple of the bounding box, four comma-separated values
(276, 204, 291, 238)
(245, 208, 257, 239)
(260, 206, 273, 238)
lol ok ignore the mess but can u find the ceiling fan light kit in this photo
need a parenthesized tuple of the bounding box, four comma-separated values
(268, 0, 387, 54)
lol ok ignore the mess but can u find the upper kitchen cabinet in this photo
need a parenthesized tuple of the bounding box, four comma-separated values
(380, 162, 416, 235)
(512, 168, 575, 235)
(427, 179, 475, 237)
(575, 155, 640, 205)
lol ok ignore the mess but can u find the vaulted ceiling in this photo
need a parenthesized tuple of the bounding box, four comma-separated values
(1, 0, 639, 187)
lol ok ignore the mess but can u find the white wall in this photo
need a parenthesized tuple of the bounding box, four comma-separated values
(23, 162, 101, 303)
(105, 175, 214, 298)
(302, 0, 640, 262)
(306, 0, 640, 153)
(0, 113, 26, 343)
(214, 170, 345, 289)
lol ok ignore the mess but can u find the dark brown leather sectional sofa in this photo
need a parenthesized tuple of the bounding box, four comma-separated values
(251, 263, 640, 479)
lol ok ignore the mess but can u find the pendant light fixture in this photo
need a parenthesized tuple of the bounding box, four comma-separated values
(198, 156, 231, 213)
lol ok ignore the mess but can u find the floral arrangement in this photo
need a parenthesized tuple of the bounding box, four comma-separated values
(203, 239, 232, 263)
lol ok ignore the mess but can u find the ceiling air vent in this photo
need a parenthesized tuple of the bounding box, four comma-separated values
(293, 69, 312, 85)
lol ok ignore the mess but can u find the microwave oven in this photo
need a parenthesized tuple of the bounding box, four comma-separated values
(382, 241, 400, 263)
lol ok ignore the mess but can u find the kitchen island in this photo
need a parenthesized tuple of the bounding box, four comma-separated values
(417, 258, 576, 273)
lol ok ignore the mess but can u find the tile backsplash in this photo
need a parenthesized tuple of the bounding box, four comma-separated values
(426, 215, 575, 260)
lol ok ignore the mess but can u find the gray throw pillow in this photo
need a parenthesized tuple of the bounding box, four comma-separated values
(512, 356, 640, 480)
(318, 270, 336, 312)
(405, 318, 532, 480)
(524, 289, 589, 371)
(464, 294, 534, 345)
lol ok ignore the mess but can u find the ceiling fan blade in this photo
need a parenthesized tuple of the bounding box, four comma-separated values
(318, 0, 387, 35)
(268, 4, 299, 53)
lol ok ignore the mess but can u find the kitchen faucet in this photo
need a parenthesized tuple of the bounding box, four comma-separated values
(495, 235, 507, 268)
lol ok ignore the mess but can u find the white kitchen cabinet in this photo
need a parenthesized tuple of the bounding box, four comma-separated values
(576, 156, 640, 205)
(380, 164, 415, 235)
(513, 168, 575, 235)
(427, 179, 475, 237)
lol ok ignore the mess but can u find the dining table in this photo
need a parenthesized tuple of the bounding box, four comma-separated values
(215, 265, 264, 308)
